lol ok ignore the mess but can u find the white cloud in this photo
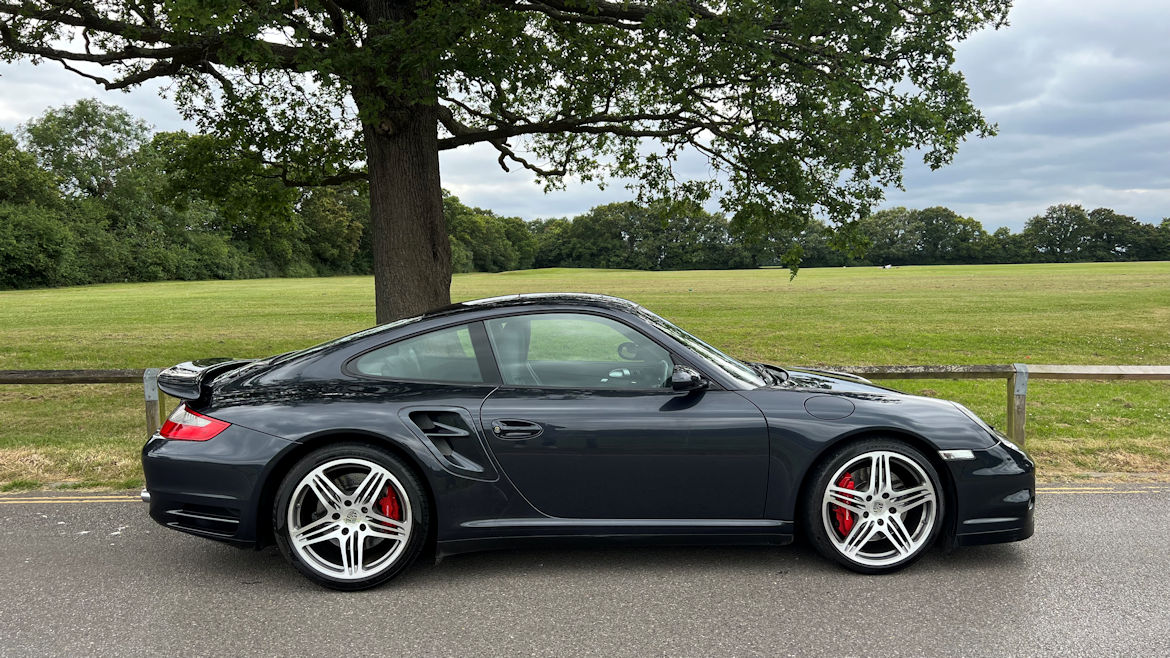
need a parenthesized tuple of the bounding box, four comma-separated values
(0, 61, 187, 132)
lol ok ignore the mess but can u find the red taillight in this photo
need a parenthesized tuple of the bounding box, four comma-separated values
(159, 404, 230, 441)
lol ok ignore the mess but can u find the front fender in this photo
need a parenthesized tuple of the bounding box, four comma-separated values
(740, 388, 997, 522)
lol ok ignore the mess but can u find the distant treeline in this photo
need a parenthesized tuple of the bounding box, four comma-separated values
(3, 100, 1169, 290)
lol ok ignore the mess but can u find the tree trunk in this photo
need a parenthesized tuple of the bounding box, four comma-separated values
(363, 103, 451, 324)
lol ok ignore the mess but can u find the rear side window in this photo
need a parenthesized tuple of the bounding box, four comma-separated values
(353, 324, 484, 384)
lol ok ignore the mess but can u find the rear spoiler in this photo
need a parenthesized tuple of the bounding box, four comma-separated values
(157, 358, 255, 401)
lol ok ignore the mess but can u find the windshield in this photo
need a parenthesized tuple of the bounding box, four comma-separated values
(638, 310, 767, 387)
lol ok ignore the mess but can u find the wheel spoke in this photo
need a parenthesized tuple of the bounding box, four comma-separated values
(339, 530, 363, 576)
(307, 472, 346, 512)
(826, 485, 867, 514)
(365, 512, 408, 541)
(292, 516, 343, 549)
(891, 485, 934, 511)
(353, 468, 388, 509)
(841, 518, 879, 557)
(870, 453, 893, 494)
(883, 515, 915, 556)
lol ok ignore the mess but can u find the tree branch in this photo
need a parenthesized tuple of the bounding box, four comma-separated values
(437, 111, 698, 149)
(519, 0, 716, 22)
(0, 1, 308, 67)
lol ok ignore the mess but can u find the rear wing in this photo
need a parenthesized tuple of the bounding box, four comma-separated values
(157, 358, 254, 401)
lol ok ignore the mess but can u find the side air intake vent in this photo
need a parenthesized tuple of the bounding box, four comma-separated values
(403, 408, 497, 481)
(410, 412, 469, 457)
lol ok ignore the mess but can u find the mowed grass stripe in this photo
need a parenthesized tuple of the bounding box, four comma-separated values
(1, 261, 1169, 490)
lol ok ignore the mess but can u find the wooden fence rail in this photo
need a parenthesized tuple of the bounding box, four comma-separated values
(2, 365, 1170, 447)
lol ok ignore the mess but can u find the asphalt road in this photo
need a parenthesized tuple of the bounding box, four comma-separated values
(1, 484, 1168, 657)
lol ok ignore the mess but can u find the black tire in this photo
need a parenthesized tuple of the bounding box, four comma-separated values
(273, 442, 429, 590)
(801, 438, 945, 575)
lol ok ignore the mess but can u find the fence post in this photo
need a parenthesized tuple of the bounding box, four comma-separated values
(143, 368, 161, 437)
(1006, 363, 1028, 446)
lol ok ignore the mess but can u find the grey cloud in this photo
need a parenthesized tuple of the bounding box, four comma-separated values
(887, 0, 1170, 230)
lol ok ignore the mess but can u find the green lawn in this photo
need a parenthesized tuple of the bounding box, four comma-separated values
(2, 261, 1169, 489)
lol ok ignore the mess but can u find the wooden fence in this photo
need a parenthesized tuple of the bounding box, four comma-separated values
(0, 368, 161, 436)
(2, 365, 1169, 446)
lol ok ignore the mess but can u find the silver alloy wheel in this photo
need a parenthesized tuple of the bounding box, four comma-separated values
(821, 450, 938, 567)
(287, 457, 413, 581)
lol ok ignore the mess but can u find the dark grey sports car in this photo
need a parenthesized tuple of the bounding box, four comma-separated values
(143, 293, 1034, 590)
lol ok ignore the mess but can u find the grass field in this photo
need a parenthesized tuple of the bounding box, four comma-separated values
(2, 261, 1168, 490)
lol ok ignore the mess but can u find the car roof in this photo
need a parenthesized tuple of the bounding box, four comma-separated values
(246, 294, 654, 382)
(423, 293, 645, 320)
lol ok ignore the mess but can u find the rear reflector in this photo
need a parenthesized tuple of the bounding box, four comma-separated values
(159, 404, 230, 441)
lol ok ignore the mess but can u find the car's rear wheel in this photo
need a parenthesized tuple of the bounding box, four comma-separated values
(803, 439, 943, 574)
(273, 443, 428, 590)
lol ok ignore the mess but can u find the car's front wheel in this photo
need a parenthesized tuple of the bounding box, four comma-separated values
(803, 439, 944, 574)
(273, 443, 429, 590)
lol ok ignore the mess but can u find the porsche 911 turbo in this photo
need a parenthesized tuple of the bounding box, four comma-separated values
(142, 293, 1034, 590)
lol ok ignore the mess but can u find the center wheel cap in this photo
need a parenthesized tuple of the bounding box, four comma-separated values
(345, 509, 360, 524)
(873, 501, 884, 512)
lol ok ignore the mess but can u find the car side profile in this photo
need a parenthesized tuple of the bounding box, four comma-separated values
(142, 293, 1034, 590)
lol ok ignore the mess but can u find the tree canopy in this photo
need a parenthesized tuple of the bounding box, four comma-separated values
(19, 98, 150, 198)
(3, 102, 1169, 293)
(1, 0, 1013, 321)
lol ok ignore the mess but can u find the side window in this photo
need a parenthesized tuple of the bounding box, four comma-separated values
(485, 313, 672, 389)
(353, 324, 484, 384)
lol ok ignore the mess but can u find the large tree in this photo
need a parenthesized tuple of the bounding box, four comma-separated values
(1, 0, 1009, 322)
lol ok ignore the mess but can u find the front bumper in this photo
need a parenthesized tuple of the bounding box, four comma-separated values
(945, 440, 1036, 547)
(141, 424, 296, 548)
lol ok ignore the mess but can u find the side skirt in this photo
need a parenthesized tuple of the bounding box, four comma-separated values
(437, 519, 794, 557)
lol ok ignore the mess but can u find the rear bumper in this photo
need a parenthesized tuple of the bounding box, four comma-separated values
(946, 440, 1036, 547)
(141, 424, 295, 548)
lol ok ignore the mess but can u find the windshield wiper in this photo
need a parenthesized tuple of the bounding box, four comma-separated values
(753, 362, 791, 385)
(747, 362, 786, 386)
(771, 364, 791, 384)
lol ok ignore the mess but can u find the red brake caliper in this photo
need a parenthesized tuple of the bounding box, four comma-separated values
(378, 485, 402, 521)
(832, 473, 856, 536)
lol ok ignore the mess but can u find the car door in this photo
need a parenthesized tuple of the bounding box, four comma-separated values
(479, 311, 770, 520)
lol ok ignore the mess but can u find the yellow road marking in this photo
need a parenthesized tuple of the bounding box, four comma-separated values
(0, 497, 138, 505)
(1038, 487, 1167, 494)
(1040, 484, 1165, 487)
(1040, 490, 1163, 495)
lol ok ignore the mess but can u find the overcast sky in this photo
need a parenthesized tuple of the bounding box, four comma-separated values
(2, 0, 1167, 232)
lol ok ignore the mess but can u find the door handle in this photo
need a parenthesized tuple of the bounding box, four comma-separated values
(491, 419, 544, 440)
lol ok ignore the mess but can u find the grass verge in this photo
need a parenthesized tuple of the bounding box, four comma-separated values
(2, 261, 1168, 489)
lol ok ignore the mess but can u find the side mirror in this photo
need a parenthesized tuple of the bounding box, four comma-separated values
(671, 365, 709, 392)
